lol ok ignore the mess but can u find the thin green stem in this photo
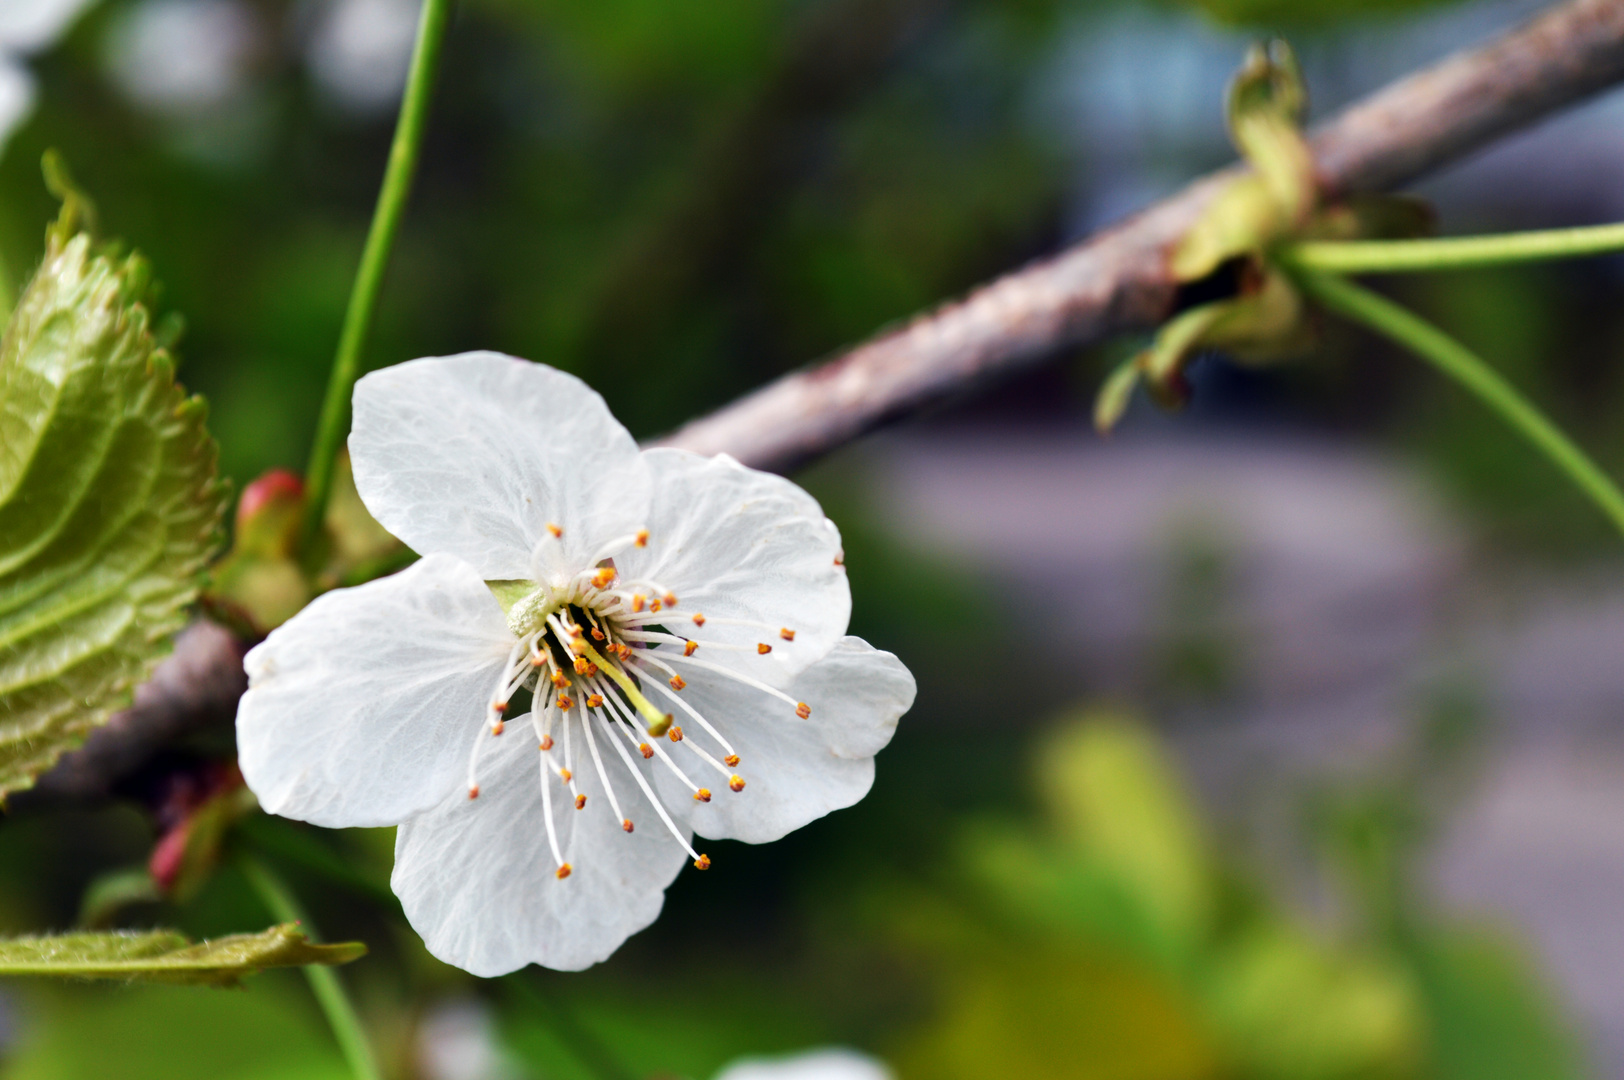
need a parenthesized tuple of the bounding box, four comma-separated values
(1289, 268, 1624, 540)
(1281, 221, 1624, 274)
(238, 854, 382, 1080)
(301, 0, 453, 553)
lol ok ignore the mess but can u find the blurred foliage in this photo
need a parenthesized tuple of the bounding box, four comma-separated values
(880, 712, 1581, 1080)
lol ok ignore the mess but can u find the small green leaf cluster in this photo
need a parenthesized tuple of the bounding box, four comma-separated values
(1096, 41, 1430, 433)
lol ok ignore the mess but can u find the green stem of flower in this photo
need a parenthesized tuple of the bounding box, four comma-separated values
(1289, 268, 1624, 540)
(238, 854, 382, 1080)
(1281, 221, 1624, 274)
(300, 0, 453, 554)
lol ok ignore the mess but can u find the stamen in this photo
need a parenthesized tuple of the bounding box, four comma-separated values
(780, 628, 795, 641)
(546, 523, 563, 538)
(796, 702, 812, 719)
(601, 689, 703, 797)
(663, 593, 678, 607)
(669, 675, 686, 690)
(573, 639, 673, 735)
(635, 529, 649, 547)
(694, 854, 711, 870)
(580, 676, 629, 829)
(692, 613, 706, 627)
(632, 594, 646, 613)
(694, 789, 712, 802)
(729, 775, 746, 792)
(587, 694, 604, 708)
(725, 754, 740, 767)
(530, 713, 568, 871)
(757, 643, 772, 655)
(598, 698, 705, 862)
(668, 726, 684, 741)
(620, 655, 740, 759)
(556, 864, 573, 879)
(661, 652, 806, 712)
(575, 794, 587, 810)
(685, 640, 698, 656)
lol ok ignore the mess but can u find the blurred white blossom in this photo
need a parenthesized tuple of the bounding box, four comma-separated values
(714, 1048, 895, 1080)
(103, 0, 256, 113)
(305, 0, 420, 114)
(0, 0, 98, 155)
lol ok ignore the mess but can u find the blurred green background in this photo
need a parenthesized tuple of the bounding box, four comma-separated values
(3, 0, 1623, 1076)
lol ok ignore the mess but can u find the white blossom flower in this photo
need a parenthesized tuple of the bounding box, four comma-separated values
(235, 352, 915, 975)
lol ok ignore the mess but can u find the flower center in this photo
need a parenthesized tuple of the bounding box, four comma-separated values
(470, 526, 812, 881)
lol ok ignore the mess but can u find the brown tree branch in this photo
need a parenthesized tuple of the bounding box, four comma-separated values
(32, 0, 1624, 798)
(657, 0, 1624, 473)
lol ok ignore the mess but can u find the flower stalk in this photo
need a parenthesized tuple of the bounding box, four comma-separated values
(1288, 267, 1624, 539)
(238, 854, 382, 1080)
(301, 0, 453, 554)
(1281, 221, 1624, 275)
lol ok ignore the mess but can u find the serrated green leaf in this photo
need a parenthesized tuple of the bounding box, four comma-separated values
(0, 924, 365, 987)
(0, 229, 226, 797)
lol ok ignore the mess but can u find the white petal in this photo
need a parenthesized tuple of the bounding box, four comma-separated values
(236, 553, 513, 828)
(656, 638, 914, 845)
(617, 449, 849, 683)
(350, 353, 652, 580)
(393, 715, 689, 975)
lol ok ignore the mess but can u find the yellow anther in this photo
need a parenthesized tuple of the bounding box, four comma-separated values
(635, 529, 649, 547)
(694, 788, 712, 803)
(684, 640, 698, 656)
(592, 566, 617, 588)
(550, 671, 571, 689)
(492, 702, 508, 714)
(587, 694, 603, 708)
(539, 735, 554, 750)
(795, 702, 811, 719)
(632, 594, 647, 613)
(490, 720, 505, 735)
(546, 523, 563, 538)
(757, 643, 773, 655)
(650, 598, 662, 613)
(780, 628, 796, 641)
(669, 675, 686, 690)
(693, 854, 711, 870)
(724, 754, 740, 767)
(556, 863, 572, 879)
(575, 794, 587, 810)
(573, 657, 590, 675)
(692, 612, 706, 627)
(556, 695, 574, 711)
(468, 785, 480, 799)
(559, 768, 572, 782)
(668, 725, 684, 742)
(638, 743, 654, 759)
(591, 626, 605, 641)
(663, 593, 678, 607)
(531, 654, 546, 668)
(729, 775, 745, 792)
(622, 819, 635, 833)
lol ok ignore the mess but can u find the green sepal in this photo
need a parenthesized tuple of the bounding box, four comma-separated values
(0, 222, 226, 797)
(0, 924, 365, 987)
